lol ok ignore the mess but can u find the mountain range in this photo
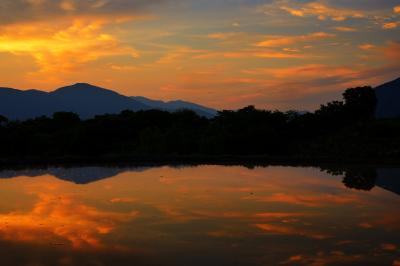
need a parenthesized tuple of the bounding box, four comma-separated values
(0, 83, 217, 120)
(375, 77, 400, 118)
(0, 78, 399, 120)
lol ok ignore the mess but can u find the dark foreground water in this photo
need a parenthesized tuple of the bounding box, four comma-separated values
(0, 165, 399, 266)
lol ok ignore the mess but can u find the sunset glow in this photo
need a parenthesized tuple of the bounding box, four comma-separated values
(0, 166, 399, 265)
(0, 0, 399, 110)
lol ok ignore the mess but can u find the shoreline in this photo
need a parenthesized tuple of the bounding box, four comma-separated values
(0, 154, 398, 170)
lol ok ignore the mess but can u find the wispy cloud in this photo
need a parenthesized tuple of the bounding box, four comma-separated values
(382, 21, 399, 29)
(256, 32, 335, 47)
(333, 26, 357, 32)
(0, 0, 164, 24)
(264, 0, 365, 21)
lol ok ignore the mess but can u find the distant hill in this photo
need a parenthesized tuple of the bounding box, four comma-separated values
(0, 83, 216, 120)
(0, 166, 151, 184)
(375, 77, 400, 118)
(132, 96, 217, 118)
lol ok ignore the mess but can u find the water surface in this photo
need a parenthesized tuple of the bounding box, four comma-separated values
(0, 165, 399, 265)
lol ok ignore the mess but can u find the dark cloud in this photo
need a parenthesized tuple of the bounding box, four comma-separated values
(0, 0, 167, 24)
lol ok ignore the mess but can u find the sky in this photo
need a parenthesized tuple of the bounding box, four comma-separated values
(0, 0, 399, 110)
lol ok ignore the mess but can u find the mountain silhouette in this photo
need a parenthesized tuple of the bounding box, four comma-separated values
(0, 166, 151, 184)
(375, 77, 400, 118)
(376, 169, 400, 196)
(0, 83, 216, 120)
(132, 96, 217, 118)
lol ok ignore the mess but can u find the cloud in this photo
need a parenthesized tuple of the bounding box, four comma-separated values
(207, 32, 242, 40)
(333, 26, 357, 32)
(383, 41, 400, 60)
(245, 64, 357, 79)
(256, 32, 335, 47)
(270, 0, 365, 21)
(395, 5, 400, 14)
(359, 43, 376, 50)
(280, 251, 363, 265)
(255, 223, 331, 240)
(0, 0, 164, 25)
(381, 243, 397, 251)
(0, 193, 138, 249)
(0, 18, 139, 75)
(254, 193, 360, 207)
(382, 22, 399, 29)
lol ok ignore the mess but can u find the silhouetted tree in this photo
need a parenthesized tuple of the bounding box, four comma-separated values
(342, 168, 377, 191)
(343, 86, 377, 121)
(1, 85, 400, 161)
(53, 112, 80, 125)
(0, 115, 8, 125)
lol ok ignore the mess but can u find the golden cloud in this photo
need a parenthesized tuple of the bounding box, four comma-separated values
(333, 26, 357, 32)
(276, 1, 365, 21)
(0, 18, 139, 75)
(359, 44, 376, 50)
(382, 22, 399, 29)
(246, 64, 357, 79)
(0, 193, 138, 249)
(256, 32, 335, 47)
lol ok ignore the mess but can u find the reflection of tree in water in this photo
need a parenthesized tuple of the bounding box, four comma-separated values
(342, 168, 377, 191)
(320, 165, 377, 191)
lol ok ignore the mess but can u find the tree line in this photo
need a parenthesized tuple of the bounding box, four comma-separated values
(1, 86, 400, 161)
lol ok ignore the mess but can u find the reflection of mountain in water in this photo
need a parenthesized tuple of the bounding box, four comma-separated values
(339, 167, 400, 196)
(0, 167, 151, 184)
(1, 166, 400, 194)
(376, 169, 400, 196)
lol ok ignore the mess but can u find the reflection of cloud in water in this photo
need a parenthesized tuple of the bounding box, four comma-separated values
(251, 193, 360, 207)
(0, 165, 399, 265)
(280, 251, 364, 266)
(255, 223, 331, 240)
(0, 193, 138, 249)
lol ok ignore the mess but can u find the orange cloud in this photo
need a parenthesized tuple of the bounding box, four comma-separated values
(256, 32, 335, 47)
(254, 212, 308, 219)
(0, 193, 138, 249)
(60, 0, 77, 11)
(277, 1, 365, 21)
(383, 42, 400, 60)
(381, 243, 397, 251)
(394, 6, 400, 14)
(255, 223, 331, 240)
(333, 26, 357, 32)
(255, 193, 360, 207)
(207, 32, 241, 40)
(246, 64, 357, 80)
(0, 18, 139, 76)
(383, 22, 399, 29)
(192, 48, 307, 60)
(280, 251, 363, 265)
(359, 44, 376, 50)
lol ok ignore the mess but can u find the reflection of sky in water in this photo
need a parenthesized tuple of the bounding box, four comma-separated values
(0, 166, 399, 265)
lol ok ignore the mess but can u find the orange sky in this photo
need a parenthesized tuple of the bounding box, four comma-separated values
(0, 0, 399, 110)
